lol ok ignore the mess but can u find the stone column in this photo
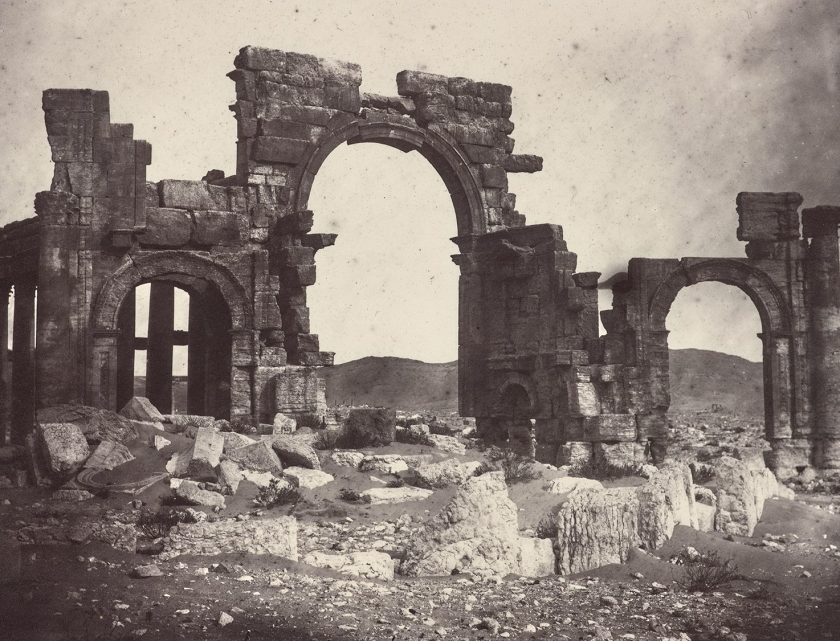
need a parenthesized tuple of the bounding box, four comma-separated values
(803, 206, 840, 468)
(116, 289, 136, 411)
(0, 283, 10, 445)
(146, 282, 175, 414)
(11, 278, 36, 445)
(760, 332, 793, 440)
(187, 295, 207, 415)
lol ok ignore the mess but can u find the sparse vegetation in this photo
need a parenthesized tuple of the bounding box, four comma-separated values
(569, 457, 638, 481)
(338, 488, 365, 503)
(535, 504, 563, 539)
(395, 427, 435, 446)
(690, 462, 716, 484)
(484, 446, 540, 484)
(253, 479, 301, 509)
(136, 508, 180, 539)
(313, 429, 341, 450)
(386, 477, 406, 488)
(673, 549, 741, 592)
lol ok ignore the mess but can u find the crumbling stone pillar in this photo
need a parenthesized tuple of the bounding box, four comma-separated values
(803, 206, 840, 468)
(11, 278, 36, 445)
(0, 283, 10, 444)
(146, 281, 175, 414)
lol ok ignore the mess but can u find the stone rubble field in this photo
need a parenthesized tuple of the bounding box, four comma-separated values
(0, 401, 839, 640)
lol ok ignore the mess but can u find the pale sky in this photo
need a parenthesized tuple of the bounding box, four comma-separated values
(2, 1, 839, 365)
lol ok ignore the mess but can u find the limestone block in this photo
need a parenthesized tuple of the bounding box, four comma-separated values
(427, 434, 467, 455)
(636, 463, 696, 548)
(568, 382, 600, 417)
(271, 435, 321, 470)
(400, 472, 520, 577)
(283, 467, 334, 489)
(272, 413, 298, 434)
(158, 180, 229, 210)
(343, 408, 396, 447)
(37, 404, 137, 444)
(193, 427, 224, 468)
(218, 460, 243, 494)
(224, 440, 284, 476)
(164, 414, 218, 430)
(330, 450, 365, 468)
(161, 515, 298, 560)
(517, 537, 556, 577)
(359, 455, 409, 474)
(84, 440, 134, 470)
(222, 432, 256, 452)
(302, 550, 393, 581)
(558, 442, 593, 468)
(137, 208, 192, 247)
(174, 479, 226, 509)
(545, 476, 604, 495)
(39, 423, 90, 477)
(235, 46, 287, 72)
(360, 486, 434, 505)
(503, 154, 543, 173)
(712, 456, 757, 536)
(253, 136, 309, 164)
(695, 503, 716, 532)
(119, 396, 165, 423)
(396, 70, 449, 96)
(192, 210, 240, 245)
(414, 459, 482, 488)
(593, 442, 645, 469)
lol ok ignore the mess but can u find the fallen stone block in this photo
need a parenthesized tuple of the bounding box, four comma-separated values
(517, 537, 556, 577)
(160, 516, 298, 560)
(272, 412, 297, 434)
(302, 550, 394, 580)
(712, 456, 758, 536)
(164, 414, 219, 432)
(242, 469, 276, 488)
(119, 396, 165, 423)
(400, 472, 522, 577)
(271, 435, 321, 470)
(427, 434, 466, 455)
(330, 450, 365, 468)
(360, 454, 409, 474)
(218, 460, 243, 494)
(132, 563, 163, 578)
(545, 476, 604, 495)
(154, 435, 171, 450)
(84, 440, 134, 470)
(225, 440, 283, 476)
(193, 427, 225, 467)
(414, 459, 481, 487)
(283, 467, 334, 489)
(174, 479, 226, 509)
(166, 450, 191, 476)
(360, 486, 434, 505)
(38, 423, 90, 477)
(37, 404, 137, 444)
(343, 408, 396, 447)
(222, 432, 256, 452)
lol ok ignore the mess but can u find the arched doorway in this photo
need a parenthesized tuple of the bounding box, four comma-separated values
(647, 259, 794, 440)
(116, 278, 232, 417)
(496, 381, 536, 457)
(90, 251, 252, 418)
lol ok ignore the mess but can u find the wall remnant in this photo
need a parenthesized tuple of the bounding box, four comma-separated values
(1, 46, 838, 477)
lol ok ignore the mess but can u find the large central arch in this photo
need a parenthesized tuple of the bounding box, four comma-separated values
(293, 120, 487, 237)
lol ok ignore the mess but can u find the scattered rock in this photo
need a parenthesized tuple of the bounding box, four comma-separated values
(119, 397, 165, 423)
(427, 434, 466, 455)
(173, 479, 226, 509)
(343, 408, 396, 447)
(132, 564, 163, 578)
(224, 440, 284, 476)
(85, 440, 134, 470)
(37, 404, 137, 444)
(218, 460, 244, 494)
(271, 435, 321, 470)
(545, 476, 604, 494)
(153, 435, 171, 451)
(414, 459, 482, 487)
(331, 450, 365, 468)
(302, 550, 394, 580)
(38, 422, 90, 477)
(161, 516, 298, 560)
(222, 432, 256, 452)
(360, 454, 409, 474)
(361, 486, 434, 504)
(51, 489, 94, 502)
(272, 412, 297, 434)
(218, 611, 233, 627)
(283, 467, 334, 489)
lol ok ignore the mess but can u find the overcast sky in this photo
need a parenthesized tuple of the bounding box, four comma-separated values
(2, 1, 839, 366)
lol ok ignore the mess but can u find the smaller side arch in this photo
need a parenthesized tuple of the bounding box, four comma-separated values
(648, 258, 791, 335)
(91, 251, 253, 332)
(494, 372, 539, 415)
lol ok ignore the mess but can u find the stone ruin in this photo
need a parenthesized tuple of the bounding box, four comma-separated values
(0, 46, 839, 479)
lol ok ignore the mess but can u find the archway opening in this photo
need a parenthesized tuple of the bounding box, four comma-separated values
(307, 142, 459, 398)
(665, 281, 764, 418)
(116, 278, 232, 418)
(3, 282, 37, 445)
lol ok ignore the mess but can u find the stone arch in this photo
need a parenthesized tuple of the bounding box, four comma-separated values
(646, 258, 793, 440)
(294, 120, 487, 236)
(494, 373, 539, 416)
(92, 251, 252, 332)
(648, 259, 791, 335)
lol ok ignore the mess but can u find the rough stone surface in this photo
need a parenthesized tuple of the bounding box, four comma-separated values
(39, 423, 90, 476)
(283, 466, 334, 489)
(85, 440, 134, 470)
(712, 456, 759, 536)
(218, 460, 243, 494)
(161, 516, 298, 560)
(272, 412, 297, 434)
(37, 405, 136, 444)
(400, 472, 523, 577)
(517, 537, 556, 577)
(302, 550, 394, 580)
(192, 427, 225, 467)
(174, 479, 226, 509)
(427, 434, 467, 455)
(360, 486, 434, 505)
(545, 476, 604, 494)
(119, 396, 165, 423)
(222, 432, 256, 452)
(414, 459, 482, 487)
(271, 435, 321, 470)
(359, 454, 409, 475)
(343, 408, 396, 447)
(330, 450, 365, 468)
(224, 440, 284, 476)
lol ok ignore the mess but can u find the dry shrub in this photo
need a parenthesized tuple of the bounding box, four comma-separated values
(485, 446, 540, 484)
(674, 549, 741, 592)
(254, 478, 301, 508)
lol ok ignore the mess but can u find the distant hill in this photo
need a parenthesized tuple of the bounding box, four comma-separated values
(668, 348, 763, 415)
(320, 349, 764, 416)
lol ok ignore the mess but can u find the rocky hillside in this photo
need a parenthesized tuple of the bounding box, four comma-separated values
(321, 349, 764, 416)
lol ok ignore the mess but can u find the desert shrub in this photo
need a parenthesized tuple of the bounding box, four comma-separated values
(569, 458, 638, 481)
(472, 461, 494, 477)
(674, 549, 741, 592)
(428, 418, 455, 435)
(338, 487, 367, 503)
(254, 479, 301, 509)
(313, 429, 341, 451)
(395, 427, 435, 447)
(535, 504, 564, 539)
(690, 462, 716, 484)
(386, 477, 406, 488)
(136, 508, 180, 538)
(484, 446, 540, 484)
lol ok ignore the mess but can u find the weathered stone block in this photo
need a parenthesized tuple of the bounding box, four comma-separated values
(38, 423, 90, 477)
(119, 396, 165, 423)
(192, 210, 241, 245)
(224, 440, 283, 476)
(343, 408, 396, 447)
(396, 70, 449, 96)
(503, 154, 543, 173)
(158, 180, 229, 210)
(235, 46, 287, 72)
(253, 136, 309, 164)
